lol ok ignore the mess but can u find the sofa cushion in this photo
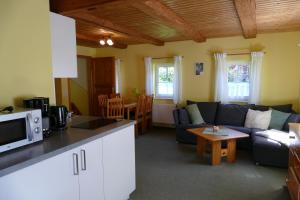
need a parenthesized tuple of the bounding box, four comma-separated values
(269, 109, 291, 130)
(245, 109, 272, 129)
(283, 114, 300, 132)
(252, 134, 288, 149)
(254, 129, 290, 146)
(252, 134, 289, 167)
(252, 104, 293, 113)
(186, 104, 204, 125)
(225, 125, 252, 150)
(251, 128, 265, 136)
(178, 109, 191, 125)
(186, 100, 219, 124)
(215, 104, 251, 126)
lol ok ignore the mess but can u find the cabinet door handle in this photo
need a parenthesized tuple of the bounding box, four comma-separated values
(80, 149, 87, 171)
(73, 153, 79, 175)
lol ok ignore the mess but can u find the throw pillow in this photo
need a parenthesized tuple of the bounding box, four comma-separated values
(185, 104, 204, 125)
(186, 100, 219, 124)
(245, 109, 272, 129)
(269, 109, 291, 130)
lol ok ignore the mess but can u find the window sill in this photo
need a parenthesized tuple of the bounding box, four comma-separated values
(154, 97, 174, 100)
(228, 100, 249, 104)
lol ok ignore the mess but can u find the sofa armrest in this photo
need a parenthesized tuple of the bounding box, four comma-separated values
(173, 109, 180, 125)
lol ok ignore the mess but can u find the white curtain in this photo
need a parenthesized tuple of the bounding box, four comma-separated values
(249, 52, 264, 104)
(214, 53, 228, 103)
(173, 56, 183, 104)
(144, 57, 154, 95)
(115, 58, 122, 94)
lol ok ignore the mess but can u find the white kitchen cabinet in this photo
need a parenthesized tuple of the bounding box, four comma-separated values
(0, 148, 80, 200)
(0, 124, 136, 200)
(103, 125, 136, 200)
(0, 139, 104, 200)
(79, 139, 105, 200)
(50, 12, 77, 78)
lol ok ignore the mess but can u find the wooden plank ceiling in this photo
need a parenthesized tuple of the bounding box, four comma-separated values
(50, 0, 300, 49)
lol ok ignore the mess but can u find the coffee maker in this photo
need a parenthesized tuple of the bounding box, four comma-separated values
(23, 97, 51, 135)
(49, 105, 69, 130)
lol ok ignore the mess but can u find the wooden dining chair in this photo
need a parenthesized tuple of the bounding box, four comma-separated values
(109, 93, 121, 98)
(98, 94, 108, 118)
(134, 95, 146, 136)
(144, 95, 154, 130)
(107, 98, 124, 120)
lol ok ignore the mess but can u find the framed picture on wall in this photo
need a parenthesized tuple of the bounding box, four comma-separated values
(195, 62, 204, 75)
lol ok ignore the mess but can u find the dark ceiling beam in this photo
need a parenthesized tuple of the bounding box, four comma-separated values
(50, 0, 121, 13)
(69, 12, 164, 46)
(128, 0, 206, 42)
(77, 33, 128, 49)
(233, 0, 257, 38)
(53, 0, 205, 43)
(77, 39, 101, 48)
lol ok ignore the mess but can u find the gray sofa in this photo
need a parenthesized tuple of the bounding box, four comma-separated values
(173, 101, 300, 167)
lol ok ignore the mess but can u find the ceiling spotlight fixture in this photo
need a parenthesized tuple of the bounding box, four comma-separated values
(106, 38, 114, 46)
(99, 39, 105, 45)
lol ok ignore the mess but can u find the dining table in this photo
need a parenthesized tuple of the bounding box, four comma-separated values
(124, 102, 137, 120)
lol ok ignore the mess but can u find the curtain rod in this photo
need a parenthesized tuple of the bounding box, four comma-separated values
(226, 52, 266, 56)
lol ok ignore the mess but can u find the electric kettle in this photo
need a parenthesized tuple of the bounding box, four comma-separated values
(49, 105, 69, 130)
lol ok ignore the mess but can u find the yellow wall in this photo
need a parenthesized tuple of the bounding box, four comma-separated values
(60, 78, 70, 109)
(1, 0, 299, 113)
(95, 31, 300, 110)
(0, 0, 55, 107)
(58, 46, 96, 110)
(70, 57, 89, 115)
(77, 46, 97, 57)
(70, 80, 89, 115)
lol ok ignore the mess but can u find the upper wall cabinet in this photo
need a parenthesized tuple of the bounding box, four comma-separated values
(50, 12, 77, 78)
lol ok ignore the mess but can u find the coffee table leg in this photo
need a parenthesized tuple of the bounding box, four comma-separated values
(197, 137, 206, 157)
(227, 139, 237, 163)
(211, 141, 221, 165)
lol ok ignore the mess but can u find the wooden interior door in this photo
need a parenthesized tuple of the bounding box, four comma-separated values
(89, 57, 115, 116)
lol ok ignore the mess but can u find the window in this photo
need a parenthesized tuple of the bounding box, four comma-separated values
(155, 64, 174, 99)
(227, 62, 250, 102)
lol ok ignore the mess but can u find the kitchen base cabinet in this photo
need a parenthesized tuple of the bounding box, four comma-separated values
(0, 149, 80, 200)
(0, 124, 135, 200)
(79, 139, 104, 200)
(103, 125, 136, 200)
(0, 139, 104, 200)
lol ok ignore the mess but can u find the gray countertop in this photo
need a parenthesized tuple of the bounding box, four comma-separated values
(0, 116, 135, 177)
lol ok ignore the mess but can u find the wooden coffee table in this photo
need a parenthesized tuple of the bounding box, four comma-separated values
(187, 127, 249, 166)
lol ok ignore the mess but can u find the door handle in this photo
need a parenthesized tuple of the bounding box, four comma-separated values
(80, 149, 87, 171)
(73, 153, 79, 175)
(26, 113, 34, 141)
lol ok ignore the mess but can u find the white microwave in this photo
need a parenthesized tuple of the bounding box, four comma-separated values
(0, 109, 43, 153)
